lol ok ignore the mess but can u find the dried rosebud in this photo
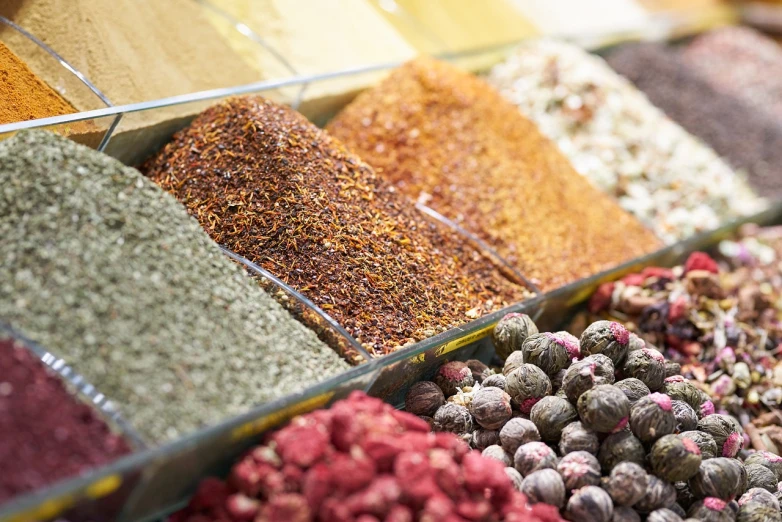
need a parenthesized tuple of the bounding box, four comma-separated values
(671, 401, 698, 433)
(662, 376, 710, 413)
(622, 348, 666, 391)
(405, 381, 445, 417)
(521, 468, 566, 508)
(737, 500, 782, 522)
(565, 485, 613, 522)
(557, 451, 601, 491)
(482, 373, 506, 391)
(471, 429, 499, 451)
(505, 466, 523, 491)
(630, 393, 676, 444)
(665, 361, 682, 378)
(470, 386, 512, 430)
(681, 431, 719, 460)
(505, 364, 552, 414)
(559, 421, 599, 455)
(580, 320, 630, 366)
(465, 359, 492, 383)
(503, 351, 526, 376)
(697, 415, 744, 458)
(635, 475, 677, 513)
(598, 431, 646, 473)
(530, 395, 577, 442)
(646, 508, 683, 522)
(432, 403, 473, 435)
(578, 384, 630, 433)
(614, 378, 651, 405)
(739, 488, 780, 510)
(745, 464, 777, 493)
(500, 417, 540, 455)
(601, 462, 648, 506)
(562, 354, 615, 403)
(651, 434, 703, 483)
(523, 332, 578, 375)
(743, 451, 782, 481)
(514, 441, 558, 477)
(434, 362, 474, 396)
(684, 252, 719, 274)
(481, 445, 512, 467)
(689, 458, 745, 501)
(492, 313, 539, 361)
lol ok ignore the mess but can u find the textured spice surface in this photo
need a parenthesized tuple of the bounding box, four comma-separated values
(607, 41, 782, 201)
(0, 130, 347, 443)
(327, 57, 660, 291)
(0, 337, 131, 504)
(143, 96, 532, 355)
(488, 40, 764, 244)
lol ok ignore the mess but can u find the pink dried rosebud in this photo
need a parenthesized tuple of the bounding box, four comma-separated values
(390, 408, 431, 432)
(386, 505, 414, 522)
(684, 251, 719, 274)
(345, 476, 401, 517)
(225, 493, 261, 521)
(462, 451, 513, 498)
(302, 463, 331, 512)
(257, 493, 311, 522)
(273, 422, 330, 467)
(456, 498, 492, 520)
(329, 451, 377, 495)
(434, 361, 475, 396)
(188, 477, 230, 512)
(667, 296, 688, 323)
(228, 457, 263, 496)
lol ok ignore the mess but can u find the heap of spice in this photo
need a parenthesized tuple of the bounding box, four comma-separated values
(327, 56, 659, 291)
(142, 96, 532, 355)
(169, 391, 564, 522)
(407, 314, 782, 520)
(0, 335, 131, 505)
(0, 130, 348, 443)
(606, 41, 782, 201)
(487, 39, 764, 244)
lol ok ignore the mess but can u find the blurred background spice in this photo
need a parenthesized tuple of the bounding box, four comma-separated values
(143, 96, 532, 355)
(327, 56, 660, 291)
(0, 130, 347, 443)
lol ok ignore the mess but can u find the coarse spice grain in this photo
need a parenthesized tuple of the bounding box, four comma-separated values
(0, 336, 131, 504)
(487, 40, 764, 244)
(327, 56, 659, 291)
(143, 96, 531, 355)
(0, 130, 348, 443)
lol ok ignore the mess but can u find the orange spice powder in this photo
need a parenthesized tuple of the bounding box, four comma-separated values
(327, 57, 662, 291)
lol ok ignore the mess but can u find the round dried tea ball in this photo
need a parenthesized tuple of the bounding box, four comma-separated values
(647, 508, 684, 522)
(565, 485, 613, 522)
(578, 384, 630, 433)
(651, 434, 703, 482)
(493, 313, 539, 360)
(521, 468, 565, 508)
(500, 417, 540, 455)
(686, 497, 734, 522)
(614, 378, 651, 405)
(432, 403, 473, 435)
(598, 431, 646, 473)
(530, 395, 577, 442)
(689, 458, 745, 501)
(466, 359, 492, 383)
(681, 430, 719, 460)
(514, 441, 558, 477)
(521, 333, 572, 376)
(630, 393, 676, 444)
(580, 320, 630, 366)
(481, 445, 512, 467)
(671, 400, 698, 433)
(665, 361, 682, 378)
(628, 332, 645, 353)
(743, 451, 782, 481)
(635, 475, 677, 513)
(601, 461, 648, 506)
(505, 466, 523, 491)
(471, 429, 499, 450)
(470, 386, 512, 430)
(482, 373, 506, 391)
(552, 368, 567, 390)
(622, 347, 666, 391)
(562, 354, 615, 403)
(434, 361, 474, 396)
(739, 488, 780, 510)
(697, 415, 744, 458)
(611, 506, 641, 522)
(559, 421, 599, 455)
(506, 364, 552, 414)
(405, 381, 445, 416)
(662, 376, 710, 414)
(737, 500, 782, 522)
(503, 351, 526, 376)
(745, 464, 776, 493)
(557, 451, 601, 491)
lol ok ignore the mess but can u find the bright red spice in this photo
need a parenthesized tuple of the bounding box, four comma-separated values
(0, 337, 131, 504)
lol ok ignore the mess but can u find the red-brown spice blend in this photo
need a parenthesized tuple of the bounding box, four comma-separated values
(327, 57, 662, 291)
(142, 96, 533, 356)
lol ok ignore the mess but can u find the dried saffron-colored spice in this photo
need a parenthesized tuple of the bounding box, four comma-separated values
(327, 57, 661, 291)
(143, 96, 532, 356)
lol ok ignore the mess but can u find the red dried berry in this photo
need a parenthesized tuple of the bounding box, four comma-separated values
(621, 273, 645, 287)
(302, 463, 331, 512)
(386, 505, 415, 522)
(345, 476, 402, 517)
(641, 266, 674, 280)
(228, 457, 263, 497)
(329, 451, 377, 495)
(256, 493, 311, 522)
(274, 422, 330, 467)
(225, 493, 260, 521)
(684, 251, 719, 274)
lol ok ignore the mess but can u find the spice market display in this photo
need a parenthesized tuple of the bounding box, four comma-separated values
(327, 56, 661, 291)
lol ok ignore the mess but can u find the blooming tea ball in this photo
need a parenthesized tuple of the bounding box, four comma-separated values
(522, 332, 574, 376)
(681, 430, 719, 460)
(697, 414, 743, 458)
(651, 434, 703, 482)
(505, 466, 523, 491)
(492, 313, 539, 360)
(601, 461, 648, 506)
(646, 508, 684, 522)
(557, 451, 601, 491)
(611, 506, 641, 522)
(665, 360, 682, 378)
(689, 457, 745, 501)
(662, 376, 711, 415)
(630, 393, 676, 443)
(559, 421, 599, 455)
(739, 488, 780, 510)
(482, 445, 512, 467)
(471, 429, 499, 450)
(622, 347, 666, 390)
(635, 475, 677, 513)
(470, 386, 512, 430)
(598, 431, 646, 472)
(520, 468, 565, 508)
(405, 381, 445, 416)
(432, 403, 473, 435)
(466, 359, 492, 383)
(614, 378, 651, 405)
(565, 485, 613, 522)
(530, 395, 577, 442)
(577, 384, 630, 433)
(514, 441, 558, 477)
(671, 400, 698, 433)
(500, 417, 540, 455)
(745, 464, 777, 493)
(580, 320, 630, 365)
(737, 500, 782, 522)
(743, 451, 782, 480)
(482, 373, 506, 391)
(434, 361, 474, 396)
(505, 364, 552, 414)
(503, 350, 526, 376)
(562, 354, 615, 403)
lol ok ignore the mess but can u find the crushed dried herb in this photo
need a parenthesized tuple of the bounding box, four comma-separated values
(327, 56, 661, 291)
(143, 96, 532, 355)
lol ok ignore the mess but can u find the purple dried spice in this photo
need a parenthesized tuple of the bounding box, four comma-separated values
(434, 361, 474, 396)
(505, 466, 523, 491)
(745, 464, 776, 493)
(614, 378, 651, 405)
(697, 415, 743, 458)
(622, 347, 666, 391)
(521, 468, 566, 508)
(505, 363, 552, 414)
(514, 441, 558, 477)
(598, 431, 646, 473)
(522, 332, 572, 376)
(739, 488, 779, 510)
(743, 451, 782, 481)
(681, 430, 719, 460)
(432, 403, 473, 435)
(601, 461, 648, 506)
(689, 457, 745, 501)
(562, 354, 615, 403)
(635, 475, 677, 513)
(405, 381, 445, 416)
(500, 417, 540, 455)
(530, 395, 577, 442)
(470, 386, 512, 430)
(557, 451, 601, 491)
(630, 393, 677, 444)
(465, 359, 492, 383)
(481, 445, 512, 467)
(482, 373, 506, 391)
(492, 313, 539, 361)
(611, 506, 641, 522)
(580, 320, 630, 366)
(471, 429, 500, 450)
(651, 434, 703, 482)
(559, 421, 599, 456)
(646, 508, 684, 522)
(503, 351, 526, 376)
(578, 384, 630, 433)
(565, 485, 613, 522)
(671, 400, 698, 433)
